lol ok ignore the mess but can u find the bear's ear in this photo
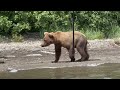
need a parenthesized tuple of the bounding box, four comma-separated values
(44, 32, 48, 35)
(48, 33, 54, 39)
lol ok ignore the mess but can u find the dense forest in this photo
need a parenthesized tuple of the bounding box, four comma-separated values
(0, 11, 120, 41)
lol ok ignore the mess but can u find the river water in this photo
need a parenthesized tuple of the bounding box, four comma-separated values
(0, 63, 120, 79)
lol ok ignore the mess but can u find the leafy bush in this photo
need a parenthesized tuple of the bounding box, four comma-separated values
(12, 22, 31, 34)
(0, 11, 120, 42)
(0, 16, 12, 34)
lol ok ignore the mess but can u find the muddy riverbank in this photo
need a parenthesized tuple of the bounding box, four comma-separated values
(0, 39, 120, 72)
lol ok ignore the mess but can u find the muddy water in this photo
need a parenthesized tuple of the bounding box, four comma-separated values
(0, 63, 120, 79)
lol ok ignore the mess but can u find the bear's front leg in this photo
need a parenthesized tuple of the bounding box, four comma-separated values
(52, 44, 61, 63)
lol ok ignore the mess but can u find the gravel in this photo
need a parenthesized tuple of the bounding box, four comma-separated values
(0, 39, 119, 52)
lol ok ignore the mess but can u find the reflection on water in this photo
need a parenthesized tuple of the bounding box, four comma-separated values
(0, 63, 120, 79)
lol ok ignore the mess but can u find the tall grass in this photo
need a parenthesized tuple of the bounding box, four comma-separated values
(80, 26, 120, 40)
(80, 29, 105, 40)
(108, 26, 120, 39)
(11, 34, 24, 42)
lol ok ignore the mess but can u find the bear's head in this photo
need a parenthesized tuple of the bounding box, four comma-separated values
(41, 32, 55, 47)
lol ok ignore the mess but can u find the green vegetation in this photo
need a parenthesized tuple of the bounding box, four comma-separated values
(0, 11, 120, 42)
(80, 29, 105, 40)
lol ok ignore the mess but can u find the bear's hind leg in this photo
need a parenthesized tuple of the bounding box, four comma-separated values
(84, 45, 89, 61)
(76, 41, 88, 61)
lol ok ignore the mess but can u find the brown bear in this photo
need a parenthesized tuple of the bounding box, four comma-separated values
(41, 31, 89, 63)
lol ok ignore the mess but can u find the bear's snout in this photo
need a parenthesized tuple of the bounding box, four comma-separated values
(41, 45, 43, 47)
(41, 43, 49, 47)
(41, 44, 45, 47)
